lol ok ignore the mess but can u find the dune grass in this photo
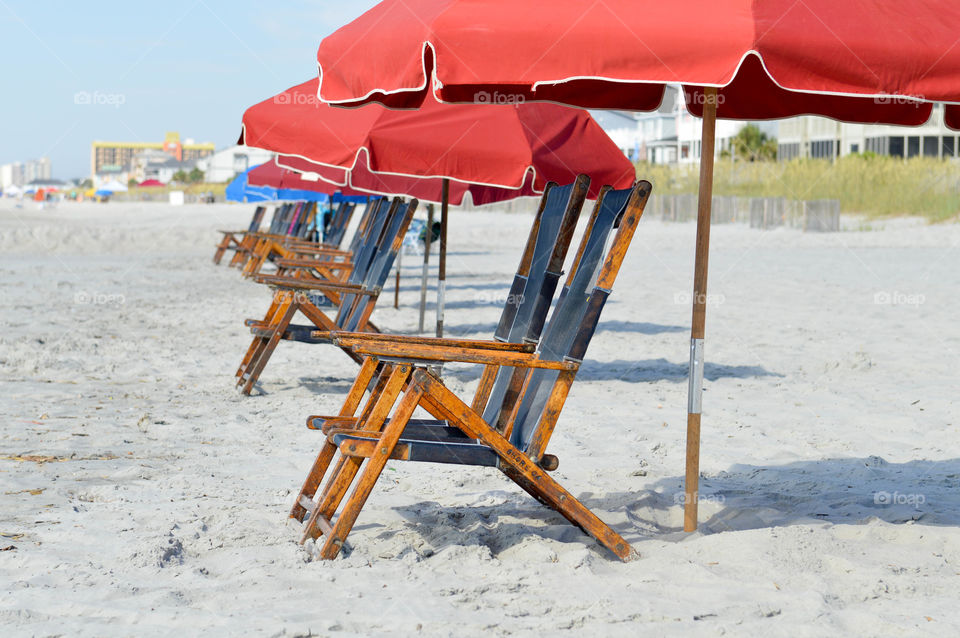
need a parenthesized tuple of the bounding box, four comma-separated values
(637, 156, 960, 222)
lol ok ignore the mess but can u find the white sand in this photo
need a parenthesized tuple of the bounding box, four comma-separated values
(1, 199, 958, 636)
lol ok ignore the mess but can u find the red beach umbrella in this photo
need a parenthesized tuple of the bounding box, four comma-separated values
(240, 78, 634, 201)
(312, 0, 960, 531)
(245, 158, 356, 196)
(240, 77, 636, 335)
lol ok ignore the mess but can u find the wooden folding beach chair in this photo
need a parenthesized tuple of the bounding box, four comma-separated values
(228, 203, 297, 268)
(249, 198, 381, 284)
(239, 200, 364, 278)
(288, 175, 591, 530)
(235, 197, 417, 395)
(293, 180, 651, 562)
(321, 200, 359, 247)
(285, 174, 591, 534)
(239, 201, 317, 273)
(213, 205, 267, 265)
(243, 197, 391, 331)
(241, 200, 352, 260)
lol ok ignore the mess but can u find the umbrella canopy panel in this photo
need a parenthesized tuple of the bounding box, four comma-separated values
(316, 0, 959, 123)
(240, 78, 636, 202)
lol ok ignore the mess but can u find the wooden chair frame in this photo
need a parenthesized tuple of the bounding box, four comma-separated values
(291, 181, 652, 561)
(214, 205, 268, 265)
(287, 175, 591, 525)
(235, 197, 417, 395)
(239, 201, 363, 277)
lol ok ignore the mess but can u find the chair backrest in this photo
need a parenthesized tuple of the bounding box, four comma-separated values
(325, 202, 357, 247)
(283, 203, 301, 236)
(289, 202, 313, 238)
(345, 197, 392, 289)
(267, 204, 288, 234)
(273, 203, 296, 235)
(347, 198, 379, 255)
(337, 197, 418, 331)
(297, 202, 318, 240)
(247, 206, 266, 232)
(480, 176, 590, 427)
(321, 202, 345, 243)
(507, 181, 651, 452)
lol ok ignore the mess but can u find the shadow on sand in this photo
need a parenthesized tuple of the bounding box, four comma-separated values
(356, 456, 959, 559)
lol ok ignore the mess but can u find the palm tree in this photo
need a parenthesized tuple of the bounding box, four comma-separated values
(727, 124, 777, 162)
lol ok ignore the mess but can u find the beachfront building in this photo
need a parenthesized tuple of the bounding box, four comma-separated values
(778, 104, 960, 160)
(196, 145, 274, 183)
(129, 150, 201, 184)
(590, 86, 769, 164)
(0, 157, 51, 188)
(90, 132, 215, 181)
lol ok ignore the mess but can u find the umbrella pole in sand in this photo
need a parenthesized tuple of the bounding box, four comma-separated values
(684, 87, 718, 532)
(436, 178, 449, 337)
(418, 203, 435, 332)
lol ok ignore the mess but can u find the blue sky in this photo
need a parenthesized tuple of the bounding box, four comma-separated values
(0, 1, 380, 179)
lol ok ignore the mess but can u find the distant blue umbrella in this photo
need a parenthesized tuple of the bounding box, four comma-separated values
(277, 187, 330, 203)
(226, 166, 279, 202)
(226, 165, 335, 203)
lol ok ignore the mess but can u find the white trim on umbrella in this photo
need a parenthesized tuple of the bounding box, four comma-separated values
(318, 45, 958, 113)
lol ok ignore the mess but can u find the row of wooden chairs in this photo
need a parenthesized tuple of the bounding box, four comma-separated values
(213, 200, 359, 270)
(214, 198, 388, 393)
(289, 178, 652, 560)
(214, 177, 652, 560)
(236, 197, 417, 394)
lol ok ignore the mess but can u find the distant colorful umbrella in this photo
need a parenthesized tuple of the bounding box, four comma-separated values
(226, 165, 280, 202)
(138, 179, 166, 187)
(241, 77, 635, 335)
(313, 0, 960, 531)
(98, 179, 128, 193)
(226, 164, 325, 203)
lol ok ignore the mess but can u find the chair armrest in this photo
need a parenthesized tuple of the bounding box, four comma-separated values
(283, 244, 352, 256)
(331, 332, 536, 353)
(337, 339, 575, 370)
(274, 257, 353, 270)
(256, 275, 373, 296)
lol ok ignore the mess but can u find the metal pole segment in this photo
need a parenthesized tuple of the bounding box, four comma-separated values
(418, 203, 434, 333)
(436, 178, 449, 338)
(394, 250, 401, 309)
(684, 86, 718, 533)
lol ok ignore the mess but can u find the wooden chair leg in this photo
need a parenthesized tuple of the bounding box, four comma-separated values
(236, 293, 287, 380)
(243, 240, 269, 276)
(317, 372, 423, 559)
(230, 236, 256, 267)
(290, 357, 379, 521)
(301, 365, 410, 542)
(240, 299, 298, 395)
(213, 234, 234, 264)
(417, 373, 637, 562)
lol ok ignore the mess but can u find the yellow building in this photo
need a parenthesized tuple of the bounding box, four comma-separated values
(90, 132, 215, 177)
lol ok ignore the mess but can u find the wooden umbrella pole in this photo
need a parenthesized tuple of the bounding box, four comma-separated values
(684, 86, 718, 532)
(418, 203, 434, 332)
(436, 178, 449, 337)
